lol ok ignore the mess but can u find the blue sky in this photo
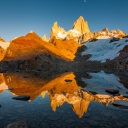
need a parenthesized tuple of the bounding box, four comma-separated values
(0, 0, 128, 42)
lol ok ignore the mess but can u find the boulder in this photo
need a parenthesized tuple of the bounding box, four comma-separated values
(105, 88, 119, 94)
(4, 120, 28, 128)
(12, 95, 30, 101)
(65, 79, 72, 82)
(112, 100, 128, 109)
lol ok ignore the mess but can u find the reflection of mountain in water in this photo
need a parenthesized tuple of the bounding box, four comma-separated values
(0, 71, 128, 118)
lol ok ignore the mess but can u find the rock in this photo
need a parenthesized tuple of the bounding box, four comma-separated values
(12, 95, 30, 101)
(37, 68, 42, 72)
(50, 21, 66, 39)
(105, 88, 119, 94)
(125, 40, 128, 42)
(109, 37, 120, 43)
(15, 69, 20, 72)
(8, 88, 14, 90)
(65, 79, 72, 82)
(123, 95, 128, 98)
(123, 35, 128, 38)
(4, 120, 28, 128)
(112, 100, 128, 109)
(101, 28, 109, 33)
(0, 104, 1, 107)
(73, 16, 90, 34)
(89, 91, 97, 95)
(90, 38, 98, 42)
(23, 75, 29, 78)
(41, 122, 50, 128)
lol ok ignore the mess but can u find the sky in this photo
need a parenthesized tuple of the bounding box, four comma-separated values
(0, 0, 128, 42)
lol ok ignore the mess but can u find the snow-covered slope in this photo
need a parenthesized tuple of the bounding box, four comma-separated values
(82, 38, 128, 62)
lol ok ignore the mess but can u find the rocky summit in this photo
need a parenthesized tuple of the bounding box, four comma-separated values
(0, 37, 5, 42)
(72, 16, 90, 34)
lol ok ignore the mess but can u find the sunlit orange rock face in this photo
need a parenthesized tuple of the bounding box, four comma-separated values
(42, 34, 48, 42)
(3, 32, 81, 61)
(0, 47, 6, 60)
(73, 16, 90, 34)
(49, 16, 90, 43)
(50, 22, 66, 39)
(0, 38, 6, 60)
(3, 32, 49, 60)
(49, 37, 81, 60)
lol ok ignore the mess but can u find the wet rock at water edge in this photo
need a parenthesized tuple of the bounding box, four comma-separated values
(65, 79, 72, 82)
(8, 88, 14, 90)
(4, 120, 28, 128)
(123, 95, 128, 98)
(112, 100, 128, 109)
(36, 68, 42, 72)
(12, 95, 30, 101)
(105, 88, 119, 94)
(23, 75, 29, 78)
(89, 90, 97, 95)
(109, 37, 120, 43)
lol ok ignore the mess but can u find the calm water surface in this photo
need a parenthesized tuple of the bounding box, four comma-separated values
(0, 71, 128, 128)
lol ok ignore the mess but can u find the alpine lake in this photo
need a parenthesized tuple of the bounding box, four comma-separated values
(0, 70, 128, 128)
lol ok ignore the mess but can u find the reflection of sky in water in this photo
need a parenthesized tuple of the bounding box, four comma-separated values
(0, 71, 128, 128)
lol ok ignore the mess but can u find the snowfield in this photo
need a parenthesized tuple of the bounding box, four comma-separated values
(82, 38, 128, 62)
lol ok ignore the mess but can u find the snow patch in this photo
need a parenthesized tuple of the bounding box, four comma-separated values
(56, 31, 67, 39)
(70, 29, 80, 35)
(82, 38, 128, 62)
(97, 36, 110, 39)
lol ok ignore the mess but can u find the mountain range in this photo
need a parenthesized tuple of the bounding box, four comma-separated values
(0, 16, 128, 71)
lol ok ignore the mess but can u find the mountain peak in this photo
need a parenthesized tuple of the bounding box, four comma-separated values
(0, 37, 5, 42)
(42, 34, 48, 42)
(52, 22, 59, 30)
(50, 21, 66, 39)
(77, 16, 84, 21)
(73, 16, 90, 34)
(101, 28, 109, 33)
(29, 30, 34, 33)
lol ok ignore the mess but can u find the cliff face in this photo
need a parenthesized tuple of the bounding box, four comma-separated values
(4, 32, 49, 60)
(3, 32, 80, 61)
(73, 16, 90, 34)
(50, 22, 66, 39)
(0, 47, 6, 61)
